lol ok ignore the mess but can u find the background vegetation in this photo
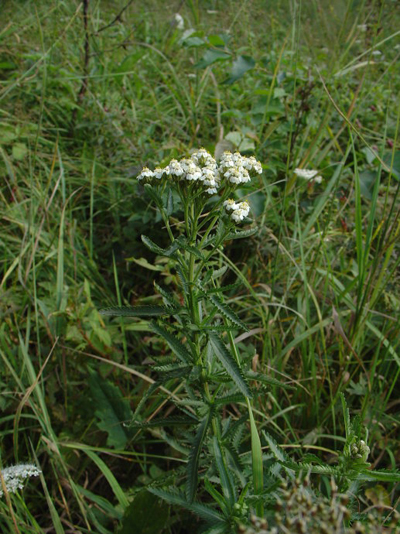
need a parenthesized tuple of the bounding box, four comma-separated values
(0, 0, 400, 532)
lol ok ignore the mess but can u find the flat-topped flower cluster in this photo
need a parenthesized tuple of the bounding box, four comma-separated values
(137, 149, 262, 196)
(0, 464, 41, 497)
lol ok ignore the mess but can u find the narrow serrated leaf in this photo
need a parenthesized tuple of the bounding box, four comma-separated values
(186, 410, 213, 502)
(149, 488, 225, 523)
(154, 282, 180, 309)
(212, 437, 236, 505)
(214, 393, 245, 406)
(262, 430, 290, 463)
(209, 295, 248, 331)
(211, 265, 228, 279)
(209, 333, 252, 398)
(141, 234, 167, 256)
(246, 371, 294, 390)
(208, 283, 242, 294)
(151, 321, 193, 363)
(100, 305, 174, 317)
(130, 416, 197, 429)
(226, 228, 257, 240)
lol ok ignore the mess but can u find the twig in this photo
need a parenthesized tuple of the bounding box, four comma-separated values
(96, 0, 135, 34)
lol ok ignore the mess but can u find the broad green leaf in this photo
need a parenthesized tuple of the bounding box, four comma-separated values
(195, 49, 231, 69)
(186, 410, 213, 502)
(88, 370, 133, 450)
(209, 333, 252, 398)
(151, 321, 193, 363)
(224, 55, 256, 84)
(119, 490, 169, 534)
(208, 295, 248, 331)
(100, 305, 174, 317)
(12, 142, 27, 160)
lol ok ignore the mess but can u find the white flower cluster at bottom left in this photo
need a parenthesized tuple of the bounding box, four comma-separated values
(0, 464, 41, 497)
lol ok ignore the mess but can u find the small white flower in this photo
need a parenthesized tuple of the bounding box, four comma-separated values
(0, 464, 41, 497)
(357, 24, 367, 32)
(167, 159, 184, 177)
(227, 200, 250, 223)
(294, 168, 322, 183)
(137, 167, 154, 181)
(223, 199, 238, 211)
(224, 167, 251, 185)
(174, 13, 184, 30)
(153, 167, 164, 180)
(191, 148, 216, 168)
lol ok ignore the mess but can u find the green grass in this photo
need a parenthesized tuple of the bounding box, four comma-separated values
(0, 0, 400, 532)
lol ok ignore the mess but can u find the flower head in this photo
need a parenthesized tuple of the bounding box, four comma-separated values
(137, 167, 154, 181)
(224, 199, 250, 223)
(136, 149, 262, 196)
(0, 464, 41, 497)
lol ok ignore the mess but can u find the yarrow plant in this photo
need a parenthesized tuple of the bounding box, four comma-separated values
(0, 464, 41, 497)
(101, 149, 266, 530)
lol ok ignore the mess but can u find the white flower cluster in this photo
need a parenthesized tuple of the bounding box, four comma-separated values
(220, 152, 262, 185)
(223, 199, 250, 223)
(137, 149, 262, 196)
(0, 464, 41, 497)
(294, 168, 322, 184)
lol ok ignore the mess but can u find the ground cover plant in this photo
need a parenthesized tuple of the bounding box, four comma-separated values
(1, 0, 400, 532)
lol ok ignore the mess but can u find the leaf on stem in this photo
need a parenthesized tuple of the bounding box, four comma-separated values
(100, 305, 175, 317)
(141, 235, 179, 257)
(226, 228, 258, 240)
(151, 321, 194, 364)
(209, 333, 252, 398)
(212, 437, 237, 506)
(209, 295, 248, 331)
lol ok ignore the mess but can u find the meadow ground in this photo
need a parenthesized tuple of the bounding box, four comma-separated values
(0, 0, 400, 532)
